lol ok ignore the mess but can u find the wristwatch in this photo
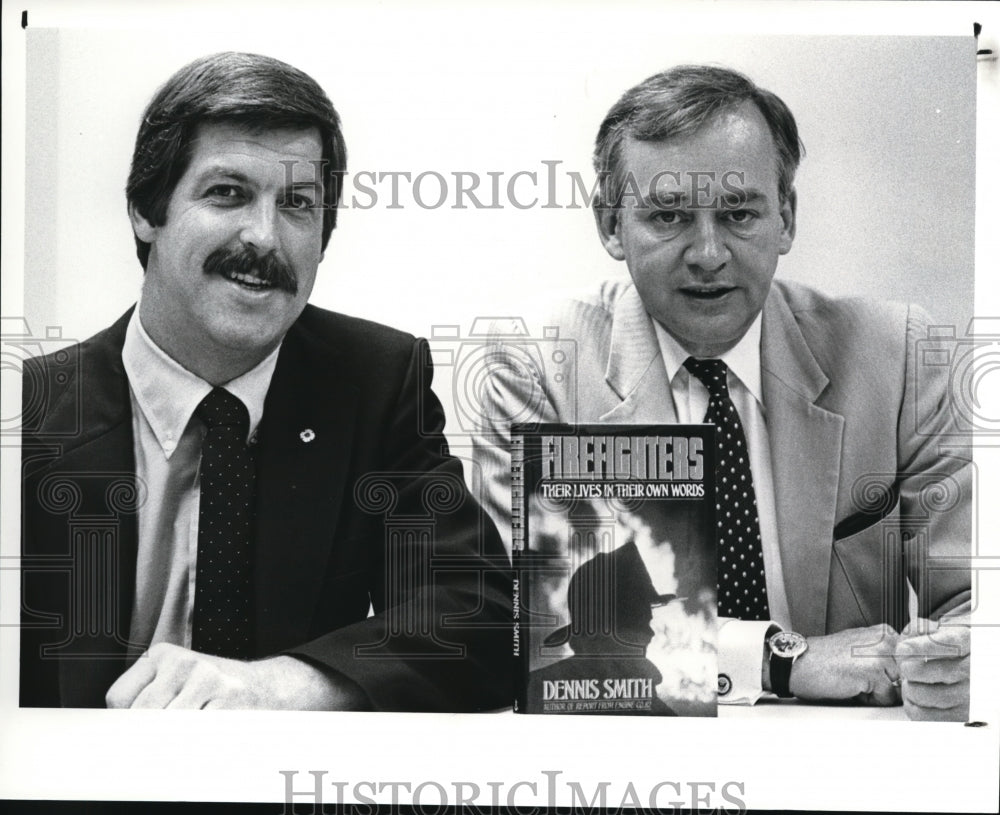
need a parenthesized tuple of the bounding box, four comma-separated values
(767, 630, 808, 698)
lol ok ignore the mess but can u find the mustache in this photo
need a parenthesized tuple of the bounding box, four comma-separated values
(203, 246, 299, 295)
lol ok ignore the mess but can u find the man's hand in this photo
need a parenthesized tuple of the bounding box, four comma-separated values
(894, 616, 970, 722)
(106, 642, 372, 710)
(787, 625, 901, 706)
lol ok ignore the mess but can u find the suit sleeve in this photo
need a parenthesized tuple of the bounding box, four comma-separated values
(896, 304, 972, 620)
(471, 331, 565, 555)
(285, 338, 513, 712)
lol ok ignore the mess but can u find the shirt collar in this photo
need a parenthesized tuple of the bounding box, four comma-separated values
(122, 309, 281, 458)
(652, 312, 764, 405)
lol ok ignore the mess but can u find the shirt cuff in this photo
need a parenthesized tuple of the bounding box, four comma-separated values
(717, 618, 779, 705)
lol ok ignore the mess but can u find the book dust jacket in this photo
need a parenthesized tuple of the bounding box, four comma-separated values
(512, 424, 717, 716)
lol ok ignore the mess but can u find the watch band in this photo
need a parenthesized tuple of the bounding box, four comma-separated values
(769, 650, 794, 698)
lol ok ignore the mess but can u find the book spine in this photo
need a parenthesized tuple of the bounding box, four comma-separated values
(511, 431, 526, 713)
(511, 432, 525, 553)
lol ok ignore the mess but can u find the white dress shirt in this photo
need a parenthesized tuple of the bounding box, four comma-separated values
(652, 315, 791, 704)
(121, 310, 280, 659)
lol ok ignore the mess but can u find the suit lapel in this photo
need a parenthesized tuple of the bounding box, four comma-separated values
(601, 286, 677, 423)
(601, 284, 846, 635)
(253, 320, 360, 653)
(761, 287, 844, 636)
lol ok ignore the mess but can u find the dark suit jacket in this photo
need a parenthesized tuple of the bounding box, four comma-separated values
(20, 304, 512, 710)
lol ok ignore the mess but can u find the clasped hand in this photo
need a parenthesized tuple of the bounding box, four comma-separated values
(789, 616, 970, 721)
(894, 615, 970, 721)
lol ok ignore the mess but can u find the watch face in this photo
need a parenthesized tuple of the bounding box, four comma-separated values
(769, 630, 808, 659)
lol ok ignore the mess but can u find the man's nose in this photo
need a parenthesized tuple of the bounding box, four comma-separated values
(683, 217, 730, 272)
(239, 200, 280, 254)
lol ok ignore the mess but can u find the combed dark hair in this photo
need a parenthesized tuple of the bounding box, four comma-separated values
(594, 65, 804, 209)
(126, 52, 347, 268)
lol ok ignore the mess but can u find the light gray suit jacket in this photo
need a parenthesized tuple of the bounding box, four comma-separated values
(473, 278, 971, 637)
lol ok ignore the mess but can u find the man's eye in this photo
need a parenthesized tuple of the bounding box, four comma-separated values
(280, 194, 315, 211)
(652, 210, 684, 225)
(207, 185, 244, 202)
(725, 210, 756, 224)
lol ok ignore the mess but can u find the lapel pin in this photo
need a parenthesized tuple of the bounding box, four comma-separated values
(300, 428, 316, 443)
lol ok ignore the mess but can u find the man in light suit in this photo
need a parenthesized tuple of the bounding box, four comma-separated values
(473, 65, 970, 719)
(20, 52, 510, 711)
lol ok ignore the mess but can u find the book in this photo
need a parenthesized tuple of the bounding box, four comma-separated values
(512, 424, 717, 716)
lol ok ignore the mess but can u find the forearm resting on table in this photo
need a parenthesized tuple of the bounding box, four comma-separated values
(717, 620, 899, 706)
(770, 619, 968, 720)
(105, 642, 373, 710)
(784, 625, 901, 706)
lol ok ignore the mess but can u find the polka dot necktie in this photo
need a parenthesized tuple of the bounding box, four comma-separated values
(192, 387, 255, 658)
(684, 358, 770, 621)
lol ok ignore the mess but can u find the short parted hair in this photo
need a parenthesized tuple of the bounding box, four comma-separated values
(593, 65, 804, 209)
(126, 51, 347, 269)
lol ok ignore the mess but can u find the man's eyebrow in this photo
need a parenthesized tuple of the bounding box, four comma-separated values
(633, 189, 684, 208)
(192, 167, 323, 193)
(285, 180, 324, 193)
(193, 166, 253, 184)
(632, 188, 770, 208)
(721, 189, 768, 206)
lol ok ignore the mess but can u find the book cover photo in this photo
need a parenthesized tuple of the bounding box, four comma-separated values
(512, 424, 718, 716)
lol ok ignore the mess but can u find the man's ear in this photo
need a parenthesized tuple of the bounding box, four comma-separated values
(593, 202, 626, 261)
(778, 187, 797, 255)
(128, 202, 158, 244)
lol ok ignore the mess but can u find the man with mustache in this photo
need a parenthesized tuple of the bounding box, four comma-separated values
(20, 52, 511, 710)
(202, 246, 300, 296)
(474, 65, 971, 720)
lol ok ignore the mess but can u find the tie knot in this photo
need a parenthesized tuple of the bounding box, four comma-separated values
(196, 388, 249, 432)
(683, 357, 729, 398)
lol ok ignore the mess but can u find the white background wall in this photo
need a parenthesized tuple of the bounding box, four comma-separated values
(22, 28, 975, 343)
